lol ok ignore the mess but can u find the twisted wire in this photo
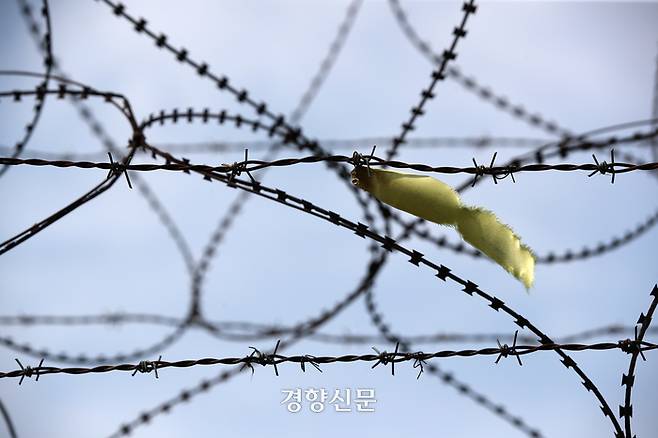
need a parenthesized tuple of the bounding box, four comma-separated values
(0, 0, 54, 179)
(621, 285, 658, 438)
(388, 0, 572, 138)
(2, 312, 655, 345)
(1, 3, 654, 438)
(4, 341, 656, 381)
(385, 0, 477, 161)
(2, 153, 658, 176)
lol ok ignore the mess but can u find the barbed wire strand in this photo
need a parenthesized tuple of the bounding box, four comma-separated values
(5, 312, 657, 346)
(393, 120, 658, 268)
(388, 0, 572, 139)
(94, 0, 366, 191)
(621, 285, 658, 438)
(3, 152, 658, 177)
(0, 136, 550, 161)
(0, 0, 53, 179)
(94, 0, 442, 272)
(5, 341, 656, 381)
(4, 133, 655, 163)
(384, 0, 477, 162)
(0, 323, 187, 365)
(3, 311, 656, 346)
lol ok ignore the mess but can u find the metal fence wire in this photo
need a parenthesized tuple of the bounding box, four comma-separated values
(1, 1, 657, 437)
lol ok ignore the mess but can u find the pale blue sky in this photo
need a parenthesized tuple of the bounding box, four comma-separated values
(1, 1, 657, 437)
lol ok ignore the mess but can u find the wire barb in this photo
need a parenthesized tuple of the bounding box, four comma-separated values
(222, 148, 256, 184)
(618, 326, 647, 361)
(107, 152, 133, 189)
(588, 149, 616, 184)
(495, 331, 523, 366)
(351, 144, 377, 176)
(14, 358, 44, 385)
(411, 352, 427, 379)
(371, 342, 400, 375)
(299, 355, 322, 373)
(471, 152, 500, 186)
(131, 355, 162, 379)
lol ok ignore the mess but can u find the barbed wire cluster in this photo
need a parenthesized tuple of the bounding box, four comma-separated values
(1, 1, 657, 438)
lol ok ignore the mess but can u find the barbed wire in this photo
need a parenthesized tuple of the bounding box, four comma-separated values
(621, 285, 658, 438)
(361, 262, 545, 437)
(3, 150, 658, 179)
(5, 3, 432, 436)
(388, 0, 572, 139)
(0, 136, 558, 162)
(0, 324, 187, 365)
(1, 72, 652, 438)
(2, 1, 656, 437)
(0, 0, 53, 179)
(11, 132, 653, 165)
(3, 310, 656, 345)
(5, 311, 657, 344)
(5, 340, 655, 382)
(124, 102, 658, 271)
(132, 104, 658, 270)
(3, 101, 640, 278)
(16, 0, 198, 274)
(106, 228, 398, 437)
(187, 0, 366, 322)
(384, 0, 477, 162)
(0, 80, 143, 256)
(138, 140, 630, 435)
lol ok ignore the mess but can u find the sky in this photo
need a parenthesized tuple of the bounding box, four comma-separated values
(1, 1, 657, 437)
